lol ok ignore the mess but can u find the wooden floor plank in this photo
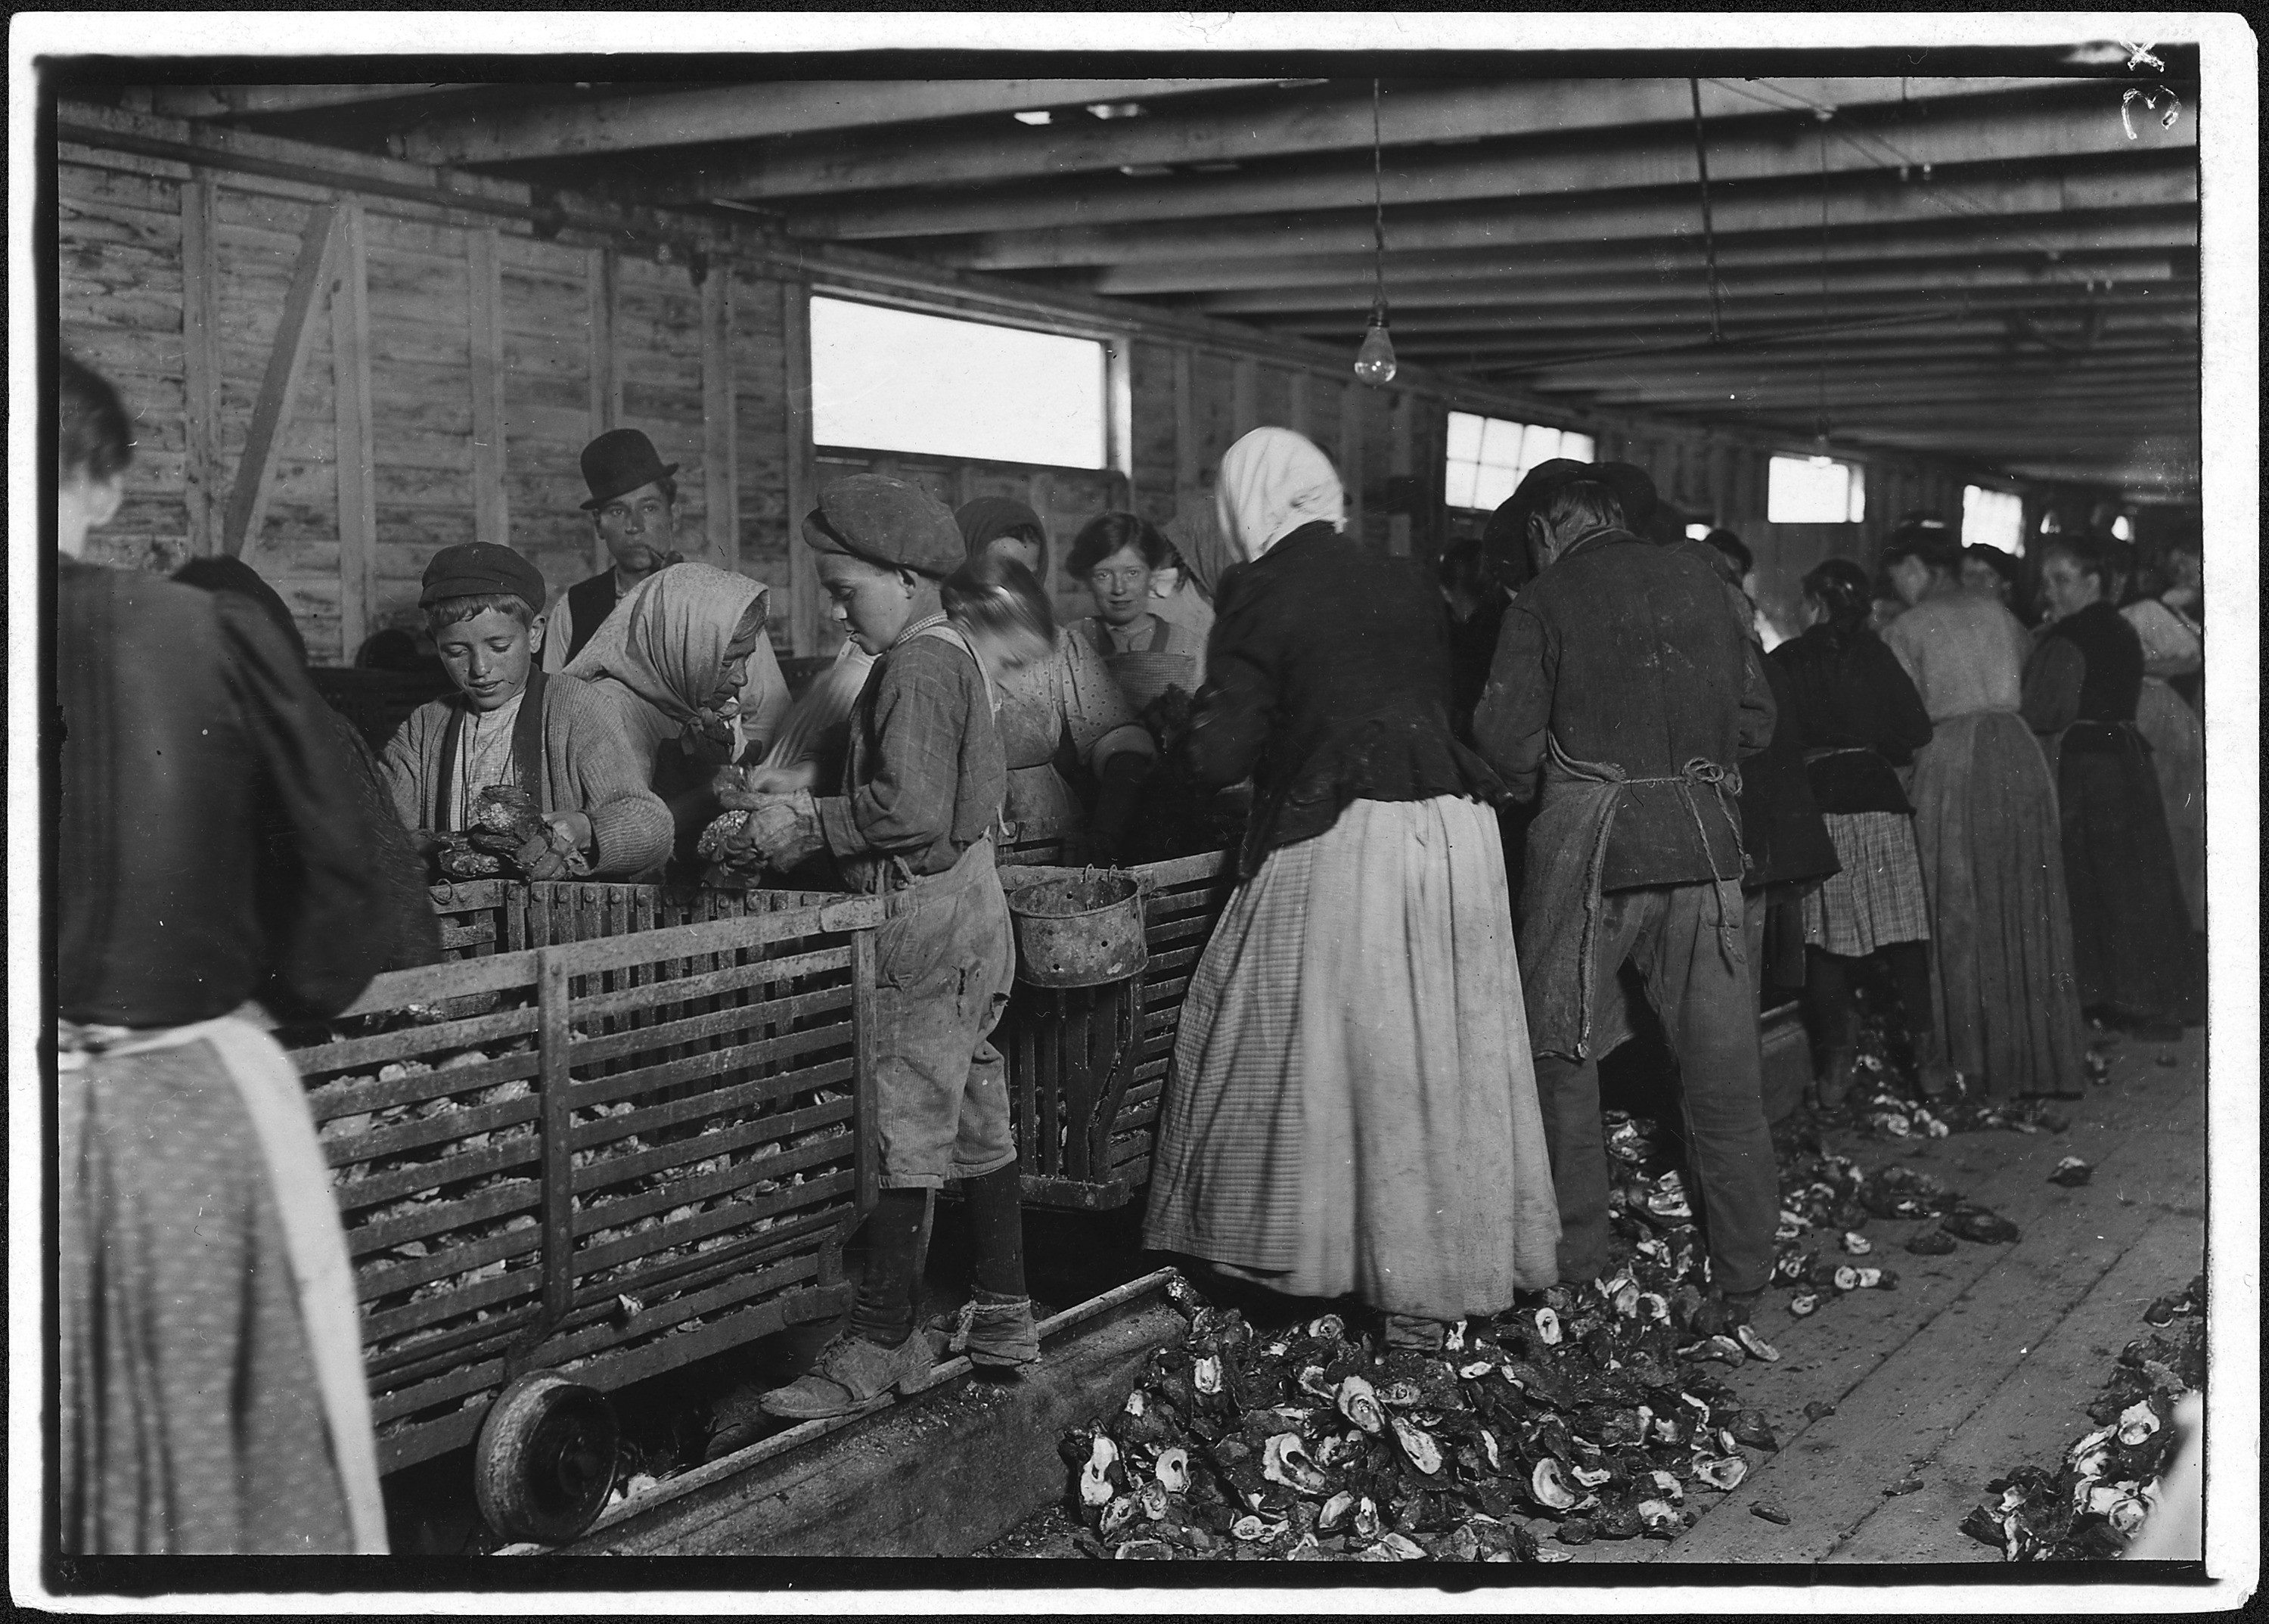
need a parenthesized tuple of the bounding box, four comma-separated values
(1828, 1206, 2205, 1562)
(1650, 1035, 2205, 1563)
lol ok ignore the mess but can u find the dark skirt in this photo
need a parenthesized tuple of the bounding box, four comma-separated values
(1907, 711, 2087, 1096)
(2056, 723, 2193, 1020)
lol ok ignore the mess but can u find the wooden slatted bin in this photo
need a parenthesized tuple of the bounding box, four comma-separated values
(984, 851, 1234, 1210)
(281, 889, 888, 1478)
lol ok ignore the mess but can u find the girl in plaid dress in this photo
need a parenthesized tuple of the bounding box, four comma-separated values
(1772, 559, 1948, 1108)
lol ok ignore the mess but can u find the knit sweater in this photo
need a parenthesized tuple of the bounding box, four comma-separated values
(379, 675, 674, 880)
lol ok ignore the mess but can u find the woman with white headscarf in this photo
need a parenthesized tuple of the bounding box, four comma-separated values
(1142, 427, 1560, 1347)
(563, 561, 792, 875)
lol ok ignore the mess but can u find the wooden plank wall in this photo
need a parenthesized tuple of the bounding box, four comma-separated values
(58, 142, 793, 666)
(60, 117, 2029, 668)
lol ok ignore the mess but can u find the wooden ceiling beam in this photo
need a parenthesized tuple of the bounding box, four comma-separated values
(1051, 212, 2200, 297)
(648, 75, 2069, 206)
(1521, 347, 2196, 393)
(926, 158, 2197, 270)
(1662, 412, 2198, 447)
(1574, 371, 2199, 411)
(1187, 252, 2184, 317)
(788, 92, 2191, 240)
(1263, 282, 2191, 337)
(147, 83, 493, 120)
(1405, 312, 2199, 366)
(394, 79, 1284, 167)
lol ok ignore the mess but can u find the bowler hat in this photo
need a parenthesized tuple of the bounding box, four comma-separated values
(580, 428, 679, 511)
(802, 474, 964, 578)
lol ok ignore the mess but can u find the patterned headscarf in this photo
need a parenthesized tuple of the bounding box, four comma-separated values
(1214, 427, 1346, 568)
(564, 561, 766, 725)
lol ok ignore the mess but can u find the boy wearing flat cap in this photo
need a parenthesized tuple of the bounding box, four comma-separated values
(380, 542, 673, 878)
(540, 428, 688, 673)
(736, 474, 1037, 1421)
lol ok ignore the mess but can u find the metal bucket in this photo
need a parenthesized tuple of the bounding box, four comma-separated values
(1003, 868, 1149, 988)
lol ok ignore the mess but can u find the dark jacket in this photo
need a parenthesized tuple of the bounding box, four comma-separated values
(1737, 651, 1841, 890)
(1444, 592, 1507, 746)
(1771, 624, 1934, 815)
(1473, 527, 1775, 890)
(2040, 601, 2145, 723)
(59, 564, 390, 1026)
(1187, 523, 1501, 878)
(563, 569, 619, 666)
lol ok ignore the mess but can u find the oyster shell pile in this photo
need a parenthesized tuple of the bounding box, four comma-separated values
(1059, 1271, 1799, 1562)
(1762, 1121, 2028, 1315)
(1960, 1286, 2202, 1560)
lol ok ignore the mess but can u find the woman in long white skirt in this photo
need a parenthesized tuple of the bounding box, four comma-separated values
(1142, 428, 1560, 1345)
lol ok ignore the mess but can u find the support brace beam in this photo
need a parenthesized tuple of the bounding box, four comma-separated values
(223, 201, 337, 560)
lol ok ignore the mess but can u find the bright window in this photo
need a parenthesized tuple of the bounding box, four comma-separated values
(809, 296, 1108, 468)
(1686, 521, 1714, 542)
(1962, 485, 2026, 555)
(1444, 411, 1595, 511)
(1767, 454, 1866, 524)
(2110, 514, 2134, 542)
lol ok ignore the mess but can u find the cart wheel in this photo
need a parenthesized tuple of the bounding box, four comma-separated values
(473, 1372, 621, 1544)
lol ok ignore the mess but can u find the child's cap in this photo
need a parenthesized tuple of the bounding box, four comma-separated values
(802, 474, 963, 579)
(421, 542, 548, 610)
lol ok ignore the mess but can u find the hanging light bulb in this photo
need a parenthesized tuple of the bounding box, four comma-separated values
(1355, 300, 1397, 387)
(1353, 80, 1398, 387)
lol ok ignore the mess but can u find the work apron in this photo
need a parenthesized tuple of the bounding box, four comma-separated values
(1518, 734, 1746, 1061)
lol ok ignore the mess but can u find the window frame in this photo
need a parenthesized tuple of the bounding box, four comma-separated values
(805, 286, 1128, 476)
(1766, 452, 1867, 526)
(1442, 408, 1596, 514)
(1961, 483, 2028, 556)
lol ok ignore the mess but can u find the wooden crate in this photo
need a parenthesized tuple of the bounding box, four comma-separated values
(427, 880, 834, 963)
(982, 851, 1234, 1210)
(281, 891, 886, 1474)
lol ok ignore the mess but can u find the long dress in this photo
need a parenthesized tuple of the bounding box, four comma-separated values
(1881, 588, 2086, 1096)
(2023, 602, 2193, 1021)
(2120, 598, 2206, 930)
(1142, 521, 1559, 1318)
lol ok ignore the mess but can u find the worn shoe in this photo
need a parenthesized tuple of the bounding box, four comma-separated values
(944, 1294, 1041, 1370)
(756, 1329, 936, 1421)
(1812, 1048, 1858, 1112)
(1689, 1287, 1765, 1338)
